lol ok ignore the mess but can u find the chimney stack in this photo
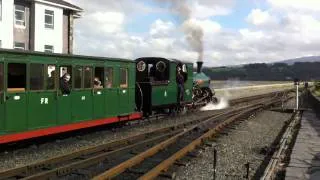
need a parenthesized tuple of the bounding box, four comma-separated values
(196, 61, 203, 73)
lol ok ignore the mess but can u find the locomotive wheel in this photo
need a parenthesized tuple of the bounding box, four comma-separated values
(212, 97, 218, 104)
(202, 87, 213, 103)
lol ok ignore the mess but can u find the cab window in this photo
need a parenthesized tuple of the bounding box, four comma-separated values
(46, 65, 56, 90)
(105, 67, 113, 88)
(120, 68, 128, 88)
(30, 64, 44, 90)
(8, 63, 26, 92)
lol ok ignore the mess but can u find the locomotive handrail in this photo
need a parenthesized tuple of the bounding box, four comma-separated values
(136, 82, 143, 112)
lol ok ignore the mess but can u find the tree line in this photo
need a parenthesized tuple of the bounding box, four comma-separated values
(203, 62, 320, 81)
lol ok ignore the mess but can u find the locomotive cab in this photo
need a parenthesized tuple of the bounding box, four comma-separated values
(135, 57, 193, 116)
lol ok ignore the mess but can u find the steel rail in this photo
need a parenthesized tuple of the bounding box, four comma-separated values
(260, 111, 300, 180)
(0, 91, 290, 179)
(138, 106, 261, 180)
(93, 98, 283, 180)
(0, 101, 244, 179)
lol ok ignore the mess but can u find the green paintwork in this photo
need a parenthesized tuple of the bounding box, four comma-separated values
(0, 49, 136, 136)
(0, 61, 4, 134)
(151, 61, 193, 106)
(28, 92, 56, 129)
(6, 92, 27, 132)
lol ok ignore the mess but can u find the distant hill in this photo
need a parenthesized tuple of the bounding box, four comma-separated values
(276, 56, 320, 65)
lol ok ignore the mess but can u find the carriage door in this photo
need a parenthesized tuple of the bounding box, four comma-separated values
(5, 62, 27, 132)
(104, 66, 118, 117)
(93, 67, 105, 119)
(0, 62, 4, 132)
(27, 64, 56, 129)
(71, 66, 93, 122)
(118, 67, 129, 114)
(56, 65, 72, 125)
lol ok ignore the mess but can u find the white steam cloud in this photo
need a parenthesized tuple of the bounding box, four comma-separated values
(157, 0, 204, 62)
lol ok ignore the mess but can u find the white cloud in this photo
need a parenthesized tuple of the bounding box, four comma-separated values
(246, 9, 277, 26)
(149, 19, 176, 38)
(70, 0, 320, 67)
(192, 1, 232, 19)
(268, 0, 320, 12)
(85, 12, 125, 33)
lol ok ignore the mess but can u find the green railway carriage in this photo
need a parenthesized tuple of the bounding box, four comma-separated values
(135, 57, 193, 116)
(0, 49, 141, 144)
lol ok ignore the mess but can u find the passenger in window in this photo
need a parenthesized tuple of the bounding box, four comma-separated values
(176, 67, 185, 103)
(60, 73, 71, 95)
(94, 77, 103, 89)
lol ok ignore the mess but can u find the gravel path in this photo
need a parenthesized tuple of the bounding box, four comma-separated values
(175, 110, 292, 180)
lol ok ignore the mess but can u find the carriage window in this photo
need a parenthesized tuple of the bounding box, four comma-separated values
(84, 66, 92, 88)
(46, 65, 56, 90)
(105, 67, 113, 88)
(8, 63, 26, 92)
(74, 66, 83, 89)
(60, 66, 72, 77)
(0, 63, 3, 92)
(30, 64, 44, 90)
(94, 67, 104, 89)
(120, 68, 128, 88)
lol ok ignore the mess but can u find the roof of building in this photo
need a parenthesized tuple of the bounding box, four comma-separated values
(41, 0, 83, 11)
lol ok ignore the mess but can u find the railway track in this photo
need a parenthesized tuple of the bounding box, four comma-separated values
(0, 91, 292, 180)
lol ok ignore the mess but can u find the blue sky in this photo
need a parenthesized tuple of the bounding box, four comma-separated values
(70, 0, 320, 66)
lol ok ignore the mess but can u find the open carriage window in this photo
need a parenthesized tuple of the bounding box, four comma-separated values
(120, 68, 128, 88)
(105, 67, 113, 88)
(46, 65, 56, 90)
(84, 66, 92, 89)
(8, 63, 26, 92)
(94, 67, 104, 89)
(0, 63, 3, 92)
(30, 64, 44, 90)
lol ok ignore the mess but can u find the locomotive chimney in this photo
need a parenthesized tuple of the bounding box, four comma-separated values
(196, 61, 203, 73)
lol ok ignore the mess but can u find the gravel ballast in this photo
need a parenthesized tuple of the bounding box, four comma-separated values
(0, 109, 224, 171)
(175, 110, 292, 180)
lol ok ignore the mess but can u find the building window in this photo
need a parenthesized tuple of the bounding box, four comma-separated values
(45, 10, 54, 29)
(44, 45, 54, 53)
(15, 5, 25, 26)
(14, 42, 25, 50)
(0, 0, 2, 21)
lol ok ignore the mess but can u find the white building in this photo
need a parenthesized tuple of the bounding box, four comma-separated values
(0, 0, 82, 54)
